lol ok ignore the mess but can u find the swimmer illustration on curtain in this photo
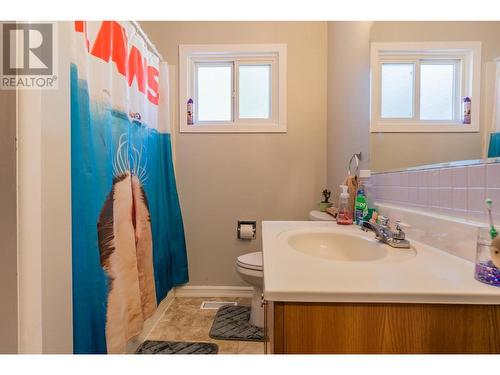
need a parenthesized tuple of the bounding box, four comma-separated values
(97, 134, 157, 352)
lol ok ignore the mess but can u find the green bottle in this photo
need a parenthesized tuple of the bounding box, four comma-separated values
(354, 186, 367, 225)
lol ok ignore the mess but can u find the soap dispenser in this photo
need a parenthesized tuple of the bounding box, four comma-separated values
(337, 185, 353, 225)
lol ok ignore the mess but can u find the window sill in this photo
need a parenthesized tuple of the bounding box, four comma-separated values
(180, 122, 287, 134)
(370, 122, 479, 133)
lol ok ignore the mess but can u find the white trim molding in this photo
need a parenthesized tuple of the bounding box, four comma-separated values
(179, 44, 287, 133)
(370, 41, 482, 133)
(174, 285, 254, 298)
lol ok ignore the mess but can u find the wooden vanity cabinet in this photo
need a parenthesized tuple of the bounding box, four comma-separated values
(264, 301, 500, 354)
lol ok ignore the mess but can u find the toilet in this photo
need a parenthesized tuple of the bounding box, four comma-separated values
(236, 251, 264, 328)
(236, 212, 334, 328)
(309, 209, 335, 221)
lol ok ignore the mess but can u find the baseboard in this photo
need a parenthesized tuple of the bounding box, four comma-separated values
(125, 288, 176, 354)
(175, 285, 254, 298)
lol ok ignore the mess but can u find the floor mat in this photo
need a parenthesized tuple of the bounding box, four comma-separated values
(135, 340, 218, 354)
(209, 305, 264, 342)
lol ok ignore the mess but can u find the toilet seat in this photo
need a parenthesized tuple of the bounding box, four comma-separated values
(236, 251, 263, 271)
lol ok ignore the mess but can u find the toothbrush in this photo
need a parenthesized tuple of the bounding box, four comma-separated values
(486, 198, 500, 269)
(486, 198, 498, 239)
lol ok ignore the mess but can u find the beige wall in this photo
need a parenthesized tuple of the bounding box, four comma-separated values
(326, 22, 372, 199)
(370, 22, 500, 171)
(141, 22, 328, 286)
(17, 22, 73, 353)
(0, 90, 18, 353)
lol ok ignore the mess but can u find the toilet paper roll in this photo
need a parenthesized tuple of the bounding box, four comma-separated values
(239, 224, 255, 240)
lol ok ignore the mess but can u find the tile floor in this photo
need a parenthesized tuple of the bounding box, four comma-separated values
(146, 297, 265, 354)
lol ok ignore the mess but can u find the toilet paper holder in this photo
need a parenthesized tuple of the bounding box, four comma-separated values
(237, 220, 256, 240)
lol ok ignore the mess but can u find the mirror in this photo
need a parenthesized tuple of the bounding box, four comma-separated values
(369, 22, 500, 173)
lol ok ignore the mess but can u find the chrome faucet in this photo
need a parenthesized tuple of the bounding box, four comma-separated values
(360, 216, 411, 249)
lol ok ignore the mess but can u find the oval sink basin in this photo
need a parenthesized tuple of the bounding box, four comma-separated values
(287, 232, 388, 261)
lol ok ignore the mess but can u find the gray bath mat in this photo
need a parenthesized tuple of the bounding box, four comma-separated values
(135, 340, 218, 354)
(209, 305, 264, 342)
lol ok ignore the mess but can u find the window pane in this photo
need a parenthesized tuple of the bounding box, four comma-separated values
(381, 63, 414, 118)
(196, 65, 232, 122)
(239, 65, 271, 119)
(420, 63, 455, 121)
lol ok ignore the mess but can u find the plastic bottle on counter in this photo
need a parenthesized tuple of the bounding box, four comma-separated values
(337, 185, 353, 225)
(355, 169, 372, 224)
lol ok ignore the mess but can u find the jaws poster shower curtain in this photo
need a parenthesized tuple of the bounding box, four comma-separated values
(70, 21, 188, 354)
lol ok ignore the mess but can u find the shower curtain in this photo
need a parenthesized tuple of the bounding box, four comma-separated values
(489, 59, 500, 157)
(70, 21, 188, 354)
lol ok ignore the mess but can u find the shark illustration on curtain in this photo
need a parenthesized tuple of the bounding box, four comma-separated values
(70, 21, 188, 354)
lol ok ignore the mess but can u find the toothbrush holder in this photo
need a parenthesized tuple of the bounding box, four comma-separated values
(475, 227, 500, 287)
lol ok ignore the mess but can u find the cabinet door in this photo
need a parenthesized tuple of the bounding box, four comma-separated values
(282, 302, 500, 354)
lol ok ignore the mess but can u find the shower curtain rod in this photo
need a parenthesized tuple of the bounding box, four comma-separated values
(131, 21, 164, 61)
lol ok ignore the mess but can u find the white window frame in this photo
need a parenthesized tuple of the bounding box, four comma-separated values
(179, 44, 287, 133)
(370, 41, 481, 133)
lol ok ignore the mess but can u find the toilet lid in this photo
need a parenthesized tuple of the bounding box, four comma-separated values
(237, 251, 263, 271)
(309, 210, 335, 221)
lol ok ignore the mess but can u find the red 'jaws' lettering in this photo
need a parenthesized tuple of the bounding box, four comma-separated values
(75, 21, 160, 106)
(127, 46, 145, 94)
(147, 66, 159, 105)
(90, 21, 128, 76)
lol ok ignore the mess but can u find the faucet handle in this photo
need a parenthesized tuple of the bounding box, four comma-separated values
(395, 221, 411, 231)
(393, 221, 411, 240)
(379, 216, 389, 227)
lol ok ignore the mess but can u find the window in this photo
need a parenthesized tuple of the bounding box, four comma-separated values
(419, 62, 458, 121)
(380, 63, 414, 118)
(370, 42, 481, 133)
(239, 64, 271, 119)
(196, 64, 233, 122)
(179, 44, 287, 133)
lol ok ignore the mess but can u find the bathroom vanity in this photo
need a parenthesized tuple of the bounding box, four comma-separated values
(264, 301, 500, 354)
(262, 221, 500, 354)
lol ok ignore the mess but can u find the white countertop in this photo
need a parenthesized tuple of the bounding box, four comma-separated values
(262, 221, 500, 304)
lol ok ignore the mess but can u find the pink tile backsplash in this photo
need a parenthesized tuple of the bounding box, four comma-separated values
(487, 163, 500, 188)
(452, 188, 467, 211)
(400, 172, 409, 187)
(418, 188, 428, 206)
(439, 168, 452, 188)
(451, 167, 467, 188)
(373, 160, 500, 223)
(408, 171, 419, 187)
(400, 187, 409, 202)
(408, 187, 418, 205)
(429, 188, 439, 207)
(468, 165, 486, 188)
(487, 189, 500, 213)
(428, 170, 440, 187)
(387, 173, 400, 186)
(439, 188, 453, 208)
(468, 188, 486, 212)
(417, 170, 428, 187)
